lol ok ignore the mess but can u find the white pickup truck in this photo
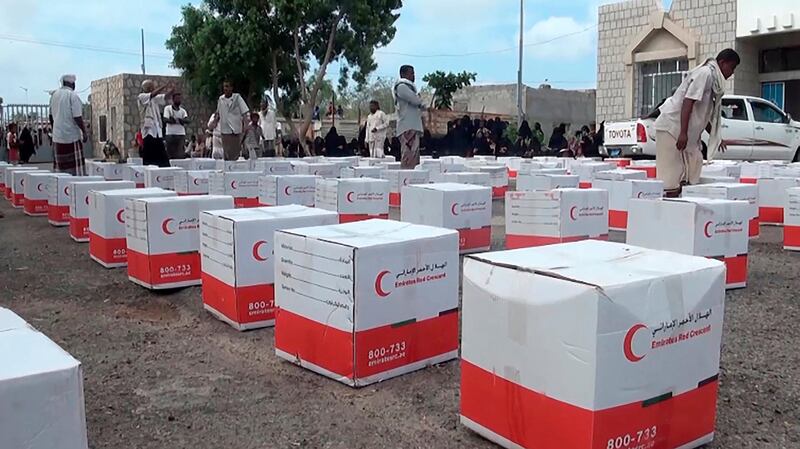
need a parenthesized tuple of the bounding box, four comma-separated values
(603, 95, 800, 161)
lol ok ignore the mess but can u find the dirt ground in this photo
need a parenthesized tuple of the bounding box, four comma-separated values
(1, 189, 799, 449)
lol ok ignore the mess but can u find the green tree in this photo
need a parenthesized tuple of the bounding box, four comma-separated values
(422, 71, 477, 110)
(167, 0, 403, 155)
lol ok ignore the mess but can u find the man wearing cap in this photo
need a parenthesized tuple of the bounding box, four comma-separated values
(49, 74, 87, 175)
(138, 79, 173, 167)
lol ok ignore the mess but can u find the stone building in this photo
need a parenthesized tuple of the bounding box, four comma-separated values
(452, 83, 597, 139)
(90, 73, 216, 159)
(597, 0, 800, 123)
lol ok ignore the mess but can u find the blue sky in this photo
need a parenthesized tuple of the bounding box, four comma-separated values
(0, 0, 671, 105)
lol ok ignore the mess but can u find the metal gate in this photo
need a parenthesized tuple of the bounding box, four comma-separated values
(1, 104, 54, 163)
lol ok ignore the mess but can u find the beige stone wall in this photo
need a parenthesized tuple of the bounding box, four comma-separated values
(597, 0, 663, 123)
(90, 73, 216, 159)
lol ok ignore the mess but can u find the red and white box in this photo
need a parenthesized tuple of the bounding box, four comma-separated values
(216, 159, 252, 172)
(10, 169, 48, 207)
(127, 157, 143, 165)
(69, 181, 136, 242)
(683, 183, 759, 238)
(401, 183, 492, 254)
(123, 165, 152, 188)
(174, 170, 211, 196)
(505, 189, 609, 249)
(341, 166, 383, 179)
(144, 167, 183, 190)
(573, 162, 616, 189)
(438, 172, 492, 189)
(461, 240, 725, 449)
(200, 205, 339, 330)
(605, 157, 632, 168)
(274, 219, 459, 386)
(477, 166, 509, 198)
(101, 163, 127, 181)
(498, 157, 523, 178)
(739, 162, 775, 184)
(417, 159, 442, 173)
(295, 162, 338, 178)
(773, 166, 800, 178)
(594, 168, 648, 182)
(517, 173, 579, 191)
(209, 171, 261, 207)
(0, 311, 89, 449)
(315, 178, 390, 223)
(88, 188, 177, 268)
(187, 158, 217, 171)
(518, 159, 564, 175)
(383, 169, 430, 207)
(627, 197, 751, 289)
(783, 187, 800, 250)
(125, 195, 234, 289)
(628, 160, 657, 179)
(258, 175, 317, 207)
(86, 160, 111, 177)
(702, 164, 741, 180)
(23, 172, 70, 216)
(3, 166, 39, 200)
(253, 159, 293, 175)
(48, 176, 103, 226)
(593, 178, 663, 231)
(379, 161, 401, 171)
(757, 177, 800, 225)
(0, 163, 19, 196)
(169, 159, 193, 170)
(700, 175, 737, 184)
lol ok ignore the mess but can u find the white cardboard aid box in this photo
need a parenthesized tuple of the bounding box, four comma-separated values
(295, 162, 338, 178)
(1, 165, 37, 197)
(460, 240, 725, 449)
(341, 166, 383, 179)
(682, 183, 759, 238)
(739, 162, 775, 183)
(200, 205, 339, 330)
(700, 175, 737, 184)
(401, 183, 492, 254)
(627, 197, 751, 289)
(253, 159, 294, 175)
(170, 159, 193, 170)
(382, 169, 430, 207)
(258, 175, 317, 207)
(69, 181, 136, 242)
(315, 178, 390, 223)
(784, 187, 800, 250)
(144, 166, 184, 190)
(274, 219, 460, 387)
(379, 161, 401, 171)
(127, 157, 143, 165)
(0, 313, 88, 449)
(505, 188, 608, 249)
(49, 176, 103, 226)
(594, 168, 648, 181)
(23, 172, 71, 216)
(438, 172, 492, 189)
(10, 169, 49, 207)
(209, 171, 261, 207)
(123, 165, 153, 188)
(216, 159, 253, 172)
(516, 173, 578, 191)
(757, 177, 800, 225)
(174, 170, 212, 195)
(573, 162, 617, 187)
(188, 158, 218, 171)
(88, 188, 177, 268)
(592, 179, 663, 231)
(478, 165, 509, 198)
(702, 164, 741, 180)
(125, 195, 234, 289)
(101, 163, 127, 181)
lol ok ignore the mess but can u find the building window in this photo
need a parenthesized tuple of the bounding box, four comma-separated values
(760, 46, 800, 73)
(722, 98, 748, 121)
(750, 100, 789, 124)
(639, 59, 688, 116)
(98, 115, 108, 142)
(762, 82, 785, 110)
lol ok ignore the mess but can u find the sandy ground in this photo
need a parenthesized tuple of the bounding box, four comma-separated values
(1, 189, 799, 449)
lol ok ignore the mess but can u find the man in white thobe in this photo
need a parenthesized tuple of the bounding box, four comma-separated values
(365, 100, 389, 158)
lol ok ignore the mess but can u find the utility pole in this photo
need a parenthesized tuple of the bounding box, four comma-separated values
(516, 0, 524, 124)
(140, 29, 146, 75)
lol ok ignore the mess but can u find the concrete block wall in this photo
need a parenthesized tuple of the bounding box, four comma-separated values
(597, 0, 662, 123)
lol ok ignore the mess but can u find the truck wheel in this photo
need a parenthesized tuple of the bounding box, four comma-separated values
(794, 148, 800, 163)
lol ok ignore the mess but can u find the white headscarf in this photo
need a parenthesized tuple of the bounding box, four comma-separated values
(61, 74, 76, 84)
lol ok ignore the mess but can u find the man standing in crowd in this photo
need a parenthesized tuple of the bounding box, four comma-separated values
(49, 74, 87, 175)
(163, 92, 189, 159)
(366, 100, 389, 158)
(259, 97, 278, 157)
(654, 48, 740, 196)
(393, 65, 426, 169)
(138, 79, 173, 167)
(216, 80, 250, 161)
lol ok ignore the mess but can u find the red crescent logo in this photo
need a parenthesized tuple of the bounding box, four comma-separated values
(269, 166, 275, 173)
(230, 180, 238, 190)
(37, 183, 44, 192)
(623, 324, 647, 362)
(314, 170, 319, 175)
(84, 195, 90, 205)
(20, 178, 25, 187)
(116, 209, 125, 223)
(402, 177, 410, 186)
(569, 206, 578, 221)
(374, 270, 392, 298)
(252, 240, 269, 261)
(284, 186, 292, 196)
(156, 175, 162, 183)
(637, 191, 644, 198)
(451, 203, 459, 216)
(193, 178, 200, 186)
(161, 218, 175, 235)
(703, 221, 713, 239)
(346, 191, 355, 203)
(64, 186, 70, 196)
